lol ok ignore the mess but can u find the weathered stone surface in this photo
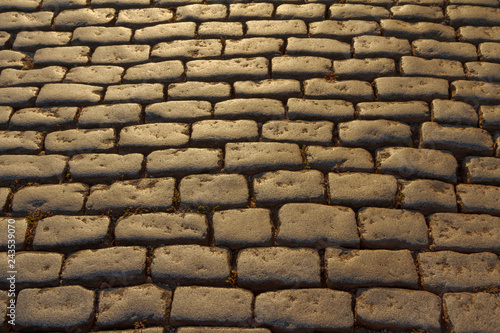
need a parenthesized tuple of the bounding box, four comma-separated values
(0, 0, 41, 11)
(78, 104, 141, 128)
(338, 120, 412, 150)
(357, 101, 429, 123)
(479, 42, 500, 62)
(186, 58, 268, 81)
(36, 83, 103, 107)
(191, 120, 258, 147)
(412, 39, 477, 61)
(0, 130, 43, 154)
(45, 128, 116, 155)
(104, 83, 164, 104)
(10, 107, 77, 131)
(34, 46, 90, 66)
(61, 246, 147, 288)
(0, 187, 10, 210)
(305, 146, 374, 172)
(329, 3, 389, 20)
(54, 8, 115, 29)
(152, 39, 222, 60)
(0, 66, 66, 87)
(0, 290, 7, 328)
(400, 179, 457, 215)
(304, 79, 374, 102)
(214, 99, 284, 121)
(176, 4, 227, 21)
(391, 4, 444, 22)
(69, 153, 143, 184)
(42, 0, 87, 10)
(309, 20, 381, 40)
(134, 22, 196, 43)
(72, 26, 131, 46)
(452, 80, 500, 104)
(0, 217, 26, 250)
(0, 11, 53, 31)
(118, 123, 189, 153)
(92, 45, 150, 66)
(431, 99, 478, 126)
(286, 38, 351, 58)
(353, 35, 411, 59)
(262, 120, 334, 145)
(64, 66, 123, 85)
(287, 98, 354, 121)
(146, 101, 212, 122)
(178, 327, 270, 333)
(3, 252, 63, 288)
(480, 105, 500, 131)
(276, 4, 325, 21)
(234, 79, 301, 100)
(444, 292, 500, 333)
(418, 251, 500, 292)
(123, 61, 183, 83)
(237, 247, 321, 290)
(272, 56, 332, 79)
(0, 154, 69, 184)
(375, 77, 449, 101)
(466, 61, 500, 83)
(246, 20, 307, 37)
(225, 38, 282, 58)
(0, 87, 38, 108)
(334, 58, 396, 81)
(380, 19, 455, 41)
(326, 248, 419, 288)
(456, 184, 500, 216)
(400, 56, 465, 80)
(0, 50, 26, 70)
(464, 157, 500, 186)
(229, 3, 273, 20)
(116, 8, 174, 27)
(86, 178, 175, 214)
(0, 106, 12, 130)
(168, 81, 231, 101)
(447, 5, 500, 27)
(255, 289, 353, 332)
(148, 148, 221, 177)
(198, 22, 244, 38)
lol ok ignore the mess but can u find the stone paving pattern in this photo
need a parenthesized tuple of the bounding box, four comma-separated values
(0, 0, 500, 332)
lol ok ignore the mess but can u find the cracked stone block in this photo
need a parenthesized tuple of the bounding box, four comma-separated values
(357, 207, 429, 250)
(339, 119, 412, 150)
(115, 212, 207, 247)
(170, 287, 253, 326)
(10, 107, 77, 131)
(186, 58, 268, 82)
(278, 203, 359, 249)
(116, 8, 174, 27)
(452, 80, 500, 104)
(214, 99, 284, 121)
(276, 4, 326, 21)
(229, 3, 273, 20)
(456, 184, 500, 216)
(325, 248, 419, 288)
(54, 8, 116, 30)
(0, 154, 68, 185)
(45, 128, 116, 156)
(287, 98, 354, 121)
(86, 178, 175, 214)
(180, 174, 248, 208)
(36, 83, 102, 107)
(11, 183, 88, 216)
(168, 81, 231, 101)
(234, 79, 301, 100)
(463, 156, 500, 186)
(34, 46, 90, 66)
(152, 39, 222, 60)
(118, 123, 189, 153)
(123, 61, 183, 83)
(272, 56, 332, 79)
(305, 146, 374, 172)
(399, 179, 457, 215)
(64, 66, 124, 85)
(418, 251, 500, 293)
(0, 87, 38, 108)
(334, 58, 396, 81)
(356, 288, 441, 332)
(0, 130, 42, 154)
(255, 289, 353, 332)
(431, 99, 478, 126)
(480, 105, 500, 131)
(78, 104, 141, 129)
(0, 50, 27, 70)
(134, 22, 196, 44)
(246, 20, 307, 38)
(147, 148, 221, 177)
(151, 245, 230, 286)
(16, 286, 95, 332)
(191, 120, 259, 147)
(309, 20, 381, 40)
(237, 247, 321, 290)
(146, 101, 211, 123)
(213, 208, 272, 249)
(96, 284, 171, 330)
(375, 77, 449, 101)
(400, 56, 465, 80)
(0, 11, 53, 31)
(353, 35, 411, 59)
(72, 26, 132, 46)
(0, 67, 66, 87)
(444, 292, 500, 333)
(357, 101, 429, 123)
(391, 4, 444, 22)
(33, 215, 110, 253)
(0, 217, 26, 250)
(380, 19, 455, 41)
(92, 45, 150, 66)
(198, 22, 243, 38)
(104, 83, 164, 104)
(304, 79, 374, 102)
(262, 120, 334, 145)
(479, 42, 500, 62)
(61, 246, 147, 288)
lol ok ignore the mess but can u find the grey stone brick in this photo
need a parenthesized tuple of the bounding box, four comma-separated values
(152, 245, 230, 285)
(334, 58, 396, 80)
(0, 67, 66, 87)
(13, 31, 71, 51)
(391, 4, 443, 22)
(0, 130, 42, 154)
(119, 123, 188, 153)
(198, 22, 243, 38)
(0, 11, 53, 31)
(186, 58, 268, 81)
(214, 99, 284, 121)
(115, 8, 174, 28)
(72, 26, 132, 46)
(452, 80, 500, 104)
(11, 183, 88, 216)
(64, 66, 124, 86)
(0, 106, 12, 130)
(400, 56, 465, 80)
(3, 252, 63, 288)
(287, 98, 353, 121)
(326, 248, 419, 288)
(10, 106, 76, 131)
(213, 208, 272, 249)
(304, 79, 374, 102)
(375, 77, 449, 101)
(16, 286, 95, 332)
(152, 39, 222, 60)
(381, 19, 455, 41)
(431, 99, 478, 126)
(0, 87, 38, 108)
(191, 120, 258, 147)
(276, 4, 326, 21)
(234, 79, 301, 100)
(457, 184, 500, 216)
(45, 128, 115, 155)
(466, 61, 500, 83)
(37, 83, 102, 107)
(33, 215, 110, 253)
(272, 56, 331, 79)
(146, 101, 212, 122)
(338, 119, 412, 150)
(115, 212, 207, 246)
(180, 174, 248, 208)
(237, 247, 321, 290)
(358, 207, 429, 250)
(254, 170, 326, 205)
(91, 0, 150, 7)
(479, 42, 500, 62)
(420, 122, 494, 159)
(54, 8, 115, 30)
(353, 35, 411, 59)
(356, 288, 441, 332)
(168, 81, 231, 101)
(447, 5, 500, 27)
(357, 101, 429, 123)
(86, 178, 175, 214)
(42, 0, 87, 10)
(255, 289, 353, 332)
(400, 179, 457, 215)
(246, 20, 307, 38)
(305, 146, 374, 172)
(62, 246, 147, 288)
(0, 154, 68, 185)
(329, 4, 390, 21)
(134, 22, 196, 43)
(170, 286, 253, 326)
(92, 45, 150, 66)
(376, 147, 458, 183)
(286, 37, 351, 58)
(459, 26, 500, 44)
(0, 50, 27, 70)
(228, 3, 273, 20)
(329, 172, 398, 208)
(78, 104, 141, 129)
(418, 251, 500, 292)
(96, 284, 170, 329)
(278, 203, 359, 248)
(176, 4, 227, 21)
(444, 292, 500, 333)
(262, 120, 334, 145)
(147, 148, 221, 177)
(309, 20, 381, 40)
(412, 39, 477, 61)
(464, 156, 500, 185)
(0, 217, 26, 250)
(104, 83, 164, 104)
(225, 38, 282, 58)
(429, 212, 500, 253)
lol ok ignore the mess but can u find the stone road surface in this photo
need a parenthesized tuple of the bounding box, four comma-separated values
(0, 0, 500, 332)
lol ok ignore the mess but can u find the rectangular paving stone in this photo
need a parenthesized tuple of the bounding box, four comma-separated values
(246, 20, 307, 37)
(33, 215, 110, 253)
(34, 46, 90, 66)
(357, 101, 430, 123)
(145, 101, 212, 122)
(152, 39, 222, 60)
(305, 146, 374, 172)
(464, 156, 500, 186)
(78, 103, 141, 129)
(118, 123, 189, 153)
(152, 245, 230, 285)
(287, 98, 354, 121)
(304, 79, 374, 102)
(197, 22, 243, 38)
(356, 288, 441, 332)
(353, 35, 411, 59)
(61, 246, 146, 288)
(326, 248, 419, 288)
(176, 4, 227, 21)
(309, 20, 381, 40)
(115, 8, 174, 27)
(0, 87, 38, 108)
(262, 120, 334, 145)
(115, 212, 207, 247)
(229, 3, 273, 20)
(329, 172, 398, 208)
(0, 0, 41, 11)
(479, 42, 500, 62)
(272, 56, 332, 79)
(72, 26, 132, 46)
(431, 99, 478, 126)
(447, 5, 500, 27)
(45, 128, 116, 155)
(412, 39, 477, 61)
(380, 19, 456, 41)
(214, 99, 284, 121)
(186, 58, 269, 81)
(400, 56, 465, 80)
(42, 0, 87, 10)
(456, 184, 500, 216)
(480, 105, 500, 131)
(104, 83, 164, 104)
(213, 208, 272, 249)
(276, 4, 326, 21)
(418, 251, 500, 293)
(234, 79, 301, 100)
(286, 37, 351, 58)
(0, 217, 26, 250)
(452, 80, 500, 104)
(13, 31, 72, 51)
(54, 8, 116, 30)
(391, 4, 444, 22)
(225, 38, 282, 58)
(444, 292, 500, 333)
(329, 3, 390, 20)
(0, 130, 42, 154)
(63, 65, 124, 86)
(399, 179, 457, 215)
(86, 178, 175, 214)
(459, 26, 500, 44)
(338, 119, 412, 150)
(465, 61, 500, 83)
(191, 120, 259, 147)
(0, 290, 7, 329)
(36, 83, 103, 107)
(10, 106, 77, 131)
(0, 50, 27, 70)
(0, 11, 53, 31)
(237, 247, 321, 290)
(170, 287, 253, 326)
(255, 289, 353, 332)
(333, 58, 396, 81)
(123, 60, 183, 83)
(92, 45, 150, 66)
(11, 183, 88, 216)
(2, 252, 63, 289)
(147, 148, 221, 177)
(254, 170, 326, 206)
(0, 154, 69, 185)
(168, 81, 231, 101)
(134, 22, 196, 43)
(375, 77, 449, 101)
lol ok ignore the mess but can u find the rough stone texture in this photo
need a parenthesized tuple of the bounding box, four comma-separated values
(152, 39, 222, 60)
(246, 20, 307, 38)
(0, 11, 53, 31)
(464, 156, 500, 186)
(34, 46, 90, 66)
(375, 77, 449, 101)
(456, 184, 500, 216)
(338, 120, 412, 150)
(147, 148, 221, 177)
(466, 61, 500, 83)
(186, 58, 268, 81)
(225, 38, 282, 58)
(134, 22, 196, 43)
(444, 292, 500, 333)
(391, 4, 444, 22)
(168, 81, 231, 101)
(272, 56, 332, 79)
(286, 38, 351, 58)
(234, 79, 301, 100)
(431, 99, 478, 126)
(116, 8, 174, 27)
(400, 179, 458, 215)
(214, 99, 284, 121)
(118, 123, 189, 153)
(0, 187, 10, 211)
(36, 83, 103, 107)
(329, 4, 389, 21)
(104, 83, 164, 104)
(262, 120, 334, 145)
(452, 80, 500, 104)
(480, 105, 500, 131)
(305, 146, 374, 172)
(229, 3, 273, 20)
(0, 106, 12, 130)
(287, 98, 354, 121)
(191, 120, 259, 147)
(64, 66, 124, 86)
(123, 61, 183, 83)
(146, 101, 212, 122)
(400, 56, 465, 80)
(45, 128, 116, 156)
(309, 20, 381, 40)
(54, 8, 116, 30)
(78, 104, 141, 128)
(0, 217, 26, 250)
(198, 22, 244, 39)
(0, 50, 26, 70)
(0, 130, 43, 154)
(92, 45, 150, 66)
(72, 26, 132, 46)
(479, 42, 500, 62)
(0, 154, 69, 185)
(412, 39, 478, 62)
(5, 252, 63, 288)
(304, 79, 374, 102)
(9, 106, 77, 131)
(0, 66, 66, 87)
(380, 19, 455, 41)
(353, 35, 411, 59)
(0, 87, 38, 108)
(333, 58, 396, 81)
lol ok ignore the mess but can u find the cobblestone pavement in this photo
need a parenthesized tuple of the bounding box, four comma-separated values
(1, 0, 500, 332)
